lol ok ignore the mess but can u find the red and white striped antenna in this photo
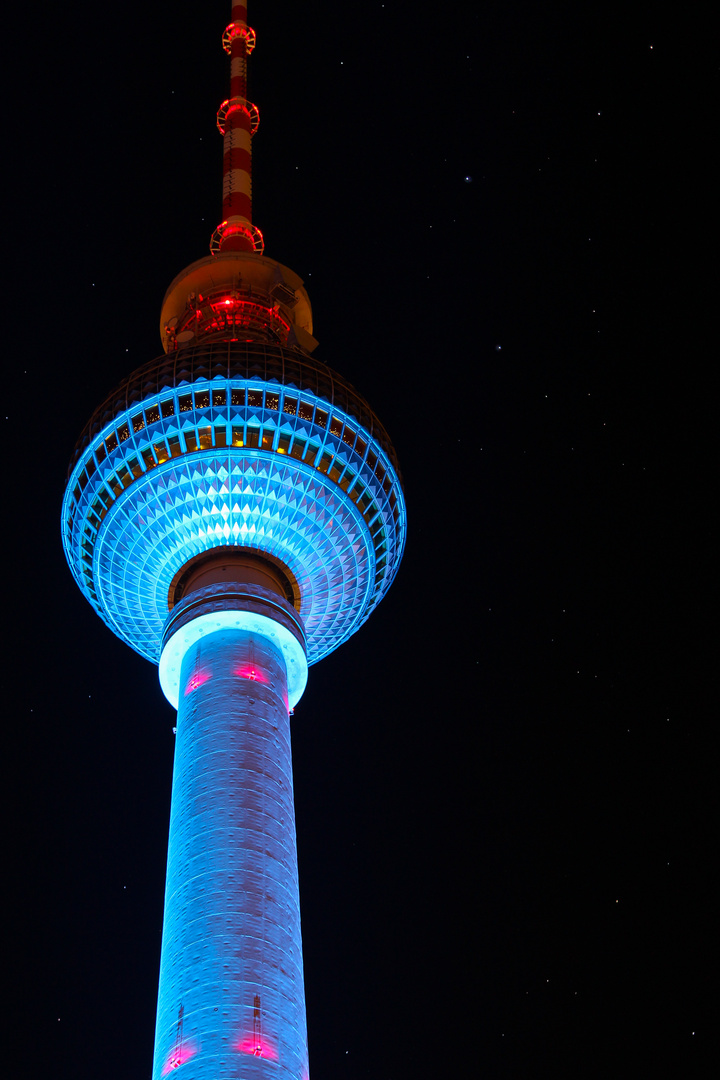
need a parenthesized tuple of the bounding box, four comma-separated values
(210, 2, 264, 256)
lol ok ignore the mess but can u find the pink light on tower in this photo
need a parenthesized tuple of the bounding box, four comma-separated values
(234, 663, 267, 682)
(161, 1005, 197, 1074)
(184, 668, 211, 695)
(161, 1043, 197, 1075)
(235, 994, 279, 1061)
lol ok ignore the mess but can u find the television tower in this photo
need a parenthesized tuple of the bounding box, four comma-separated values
(61, 4, 406, 1079)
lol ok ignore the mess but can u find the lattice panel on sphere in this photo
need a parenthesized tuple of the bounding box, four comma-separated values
(91, 453, 373, 664)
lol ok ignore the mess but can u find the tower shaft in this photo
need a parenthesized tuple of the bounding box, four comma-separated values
(153, 624, 308, 1080)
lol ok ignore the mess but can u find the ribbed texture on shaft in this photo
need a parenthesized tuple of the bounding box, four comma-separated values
(152, 628, 309, 1080)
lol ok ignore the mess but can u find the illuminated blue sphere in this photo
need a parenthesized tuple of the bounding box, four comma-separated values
(62, 336, 406, 666)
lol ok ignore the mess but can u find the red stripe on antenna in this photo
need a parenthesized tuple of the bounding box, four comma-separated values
(213, 3, 261, 256)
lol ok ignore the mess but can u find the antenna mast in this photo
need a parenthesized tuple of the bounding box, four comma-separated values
(211, 2, 263, 255)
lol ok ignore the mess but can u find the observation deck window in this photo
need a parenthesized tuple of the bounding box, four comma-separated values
(212, 388, 227, 407)
(329, 460, 342, 483)
(184, 431, 198, 452)
(367, 449, 377, 472)
(355, 436, 367, 458)
(283, 359, 302, 387)
(261, 429, 274, 450)
(231, 425, 244, 446)
(317, 450, 332, 474)
(168, 435, 182, 458)
(265, 392, 279, 411)
(342, 425, 356, 449)
(161, 399, 175, 419)
(86, 456, 97, 479)
(248, 389, 263, 409)
(108, 475, 123, 497)
(132, 413, 145, 433)
(304, 442, 320, 467)
(214, 424, 227, 448)
(95, 442, 106, 465)
(117, 464, 132, 489)
(105, 432, 118, 455)
(198, 426, 212, 449)
(179, 393, 193, 413)
(141, 447, 156, 470)
(154, 441, 169, 464)
(246, 427, 259, 448)
(312, 372, 327, 399)
(194, 390, 210, 410)
(290, 436, 306, 460)
(315, 407, 327, 429)
(129, 456, 143, 478)
(277, 433, 291, 454)
(231, 388, 245, 407)
(364, 504, 381, 530)
(117, 423, 130, 443)
(283, 396, 298, 417)
(339, 467, 355, 493)
(145, 405, 161, 426)
(330, 417, 343, 438)
(298, 401, 314, 422)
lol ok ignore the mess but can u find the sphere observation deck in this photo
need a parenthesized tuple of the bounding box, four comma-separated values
(62, 284, 406, 668)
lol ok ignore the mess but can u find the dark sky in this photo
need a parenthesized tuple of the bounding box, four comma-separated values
(4, 3, 713, 1077)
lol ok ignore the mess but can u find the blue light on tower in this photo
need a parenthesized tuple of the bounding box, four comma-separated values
(61, 7, 405, 1079)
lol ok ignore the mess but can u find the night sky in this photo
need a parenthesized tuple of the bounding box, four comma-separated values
(4, 3, 713, 1077)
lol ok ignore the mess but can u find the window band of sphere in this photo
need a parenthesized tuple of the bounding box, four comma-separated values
(66, 377, 401, 575)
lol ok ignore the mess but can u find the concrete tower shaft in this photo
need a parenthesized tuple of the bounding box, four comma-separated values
(153, 572, 309, 1080)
